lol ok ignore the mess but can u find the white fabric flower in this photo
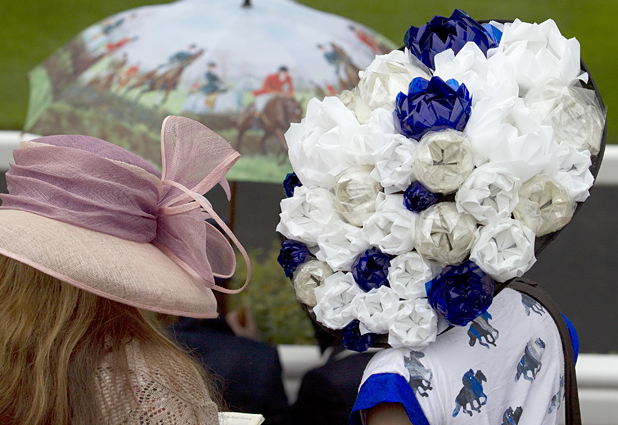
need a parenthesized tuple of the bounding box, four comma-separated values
(363, 193, 419, 256)
(464, 96, 558, 182)
(491, 19, 584, 95)
(455, 163, 522, 224)
(313, 272, 362, 329)
(315, 221, 371, 271)
(371, 131, 417, 194)
(276, 185, 338, 246)
(434, 42, 519, 107)
(388, 298, 438, 349)
(350, 49, 431, 123)
(470, 218, 537, 282)
(353, 285, 401, 334)
(553, 141, 594, 202)
(388, 251, 436, 300)
(286, 96, 361, 189)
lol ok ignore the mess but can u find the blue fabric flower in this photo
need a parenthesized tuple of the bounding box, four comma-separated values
(283, 172, 302, 198)
(426, 260, 494, 326)
(342, 319, 374, 352)
(278, 239, 311, 278)
(404, 9, 499, 69)
(394, 76, 472, 140)
(404, 181, 439, 212)
(352, 247, 392, 292)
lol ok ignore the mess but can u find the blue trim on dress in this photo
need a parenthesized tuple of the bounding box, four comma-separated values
(561, 313, 579, 364)
(350, 373, 430, 425)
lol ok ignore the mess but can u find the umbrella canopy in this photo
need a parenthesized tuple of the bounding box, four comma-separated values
(24, 0, 397, 183)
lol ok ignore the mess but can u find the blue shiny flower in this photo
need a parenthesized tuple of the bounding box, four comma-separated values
(404, 181, 439, 212)
(342, 319, 374, 352)
(283, 172, 302, 198)
(278, 239, 311, 278)
(394, 76, 472, 140)
(404, 9, 499, 69)
(426, 260, 494, 326)
(483, 23, 503, 46)
(352, 247, 392, 292)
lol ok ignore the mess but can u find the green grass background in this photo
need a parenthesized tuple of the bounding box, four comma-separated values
(0, 0, 616, 140)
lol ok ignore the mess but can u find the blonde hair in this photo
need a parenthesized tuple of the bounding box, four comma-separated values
(0, 254, 217, 424)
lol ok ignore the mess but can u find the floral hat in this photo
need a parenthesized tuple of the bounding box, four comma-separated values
(276, 10, 606, 352)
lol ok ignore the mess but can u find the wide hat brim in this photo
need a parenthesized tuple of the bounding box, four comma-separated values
(0, 209, 220, 318)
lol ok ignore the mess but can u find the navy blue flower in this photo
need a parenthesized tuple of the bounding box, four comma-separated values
(404, 9, 499, 69)
(342, 319, 374, 352)
(426, 260, 494, 326)
(283, 172, 302, 198)
(352, 247, 392, 292)
(404, 181, 439, 212)
(278, 239, 311, 278)
(483, 23, 503, 46)
(394, 76, 472, 140)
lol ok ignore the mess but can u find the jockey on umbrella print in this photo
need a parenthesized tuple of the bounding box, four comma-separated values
(252, 66, 294, 126)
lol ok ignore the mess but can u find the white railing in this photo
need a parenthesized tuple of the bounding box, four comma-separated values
(278, 345, 618, 425)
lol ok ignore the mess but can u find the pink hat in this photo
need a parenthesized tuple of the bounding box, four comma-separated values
(0, 116, 250, 318)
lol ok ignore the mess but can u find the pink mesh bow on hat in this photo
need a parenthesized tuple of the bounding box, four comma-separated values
(0, 116, 250, 317)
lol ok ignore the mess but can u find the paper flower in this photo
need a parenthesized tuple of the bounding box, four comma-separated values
(426, 260, 494, 326)
(345, 50, 432, 123)
(283, 172, 302, 198)
(315, 221, 371, 271)
(277, 185, 339, 246)
(404, 9, 499, 69)
(469, 218, 537, 282)
(371, 133, 418, 194)
(403, 181, 439, 212)
(388, 251, 435, 300)
(286, 96, 360, 189)
(278, 239, 311, 278)
(313, 272, 362, 329)
(352, 247, 392, 292)
(493, 19, 584, 94)
(553, 141, 594, 202)
(388, 298, 438, 349)
(414, 202, 477, 266)
(394, 76, 473, 141)
(513, 175, 576, 236)
(412, 130, 477, 194)
(291, 260, 334, 307)
(342, 319, 374, 352)
(353, 285, 400, 334)
(363, 193, 418, 256)
(333, 164, 381, 226)
(455, 163, 521, 224)
(524, 79, 606, 155)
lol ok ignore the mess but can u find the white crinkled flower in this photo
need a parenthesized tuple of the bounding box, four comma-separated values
(388, 298, 438, 349)
(350, 49, 431, 123)
(470, 218, 537, 282)
(553, 141, 594, 202)
(363, 193, 418, 256)
(464, 96, 558, 182)
(353, 285, 401, 334)
(286, 96, 361, 189)
(276, 185, 338, 247)
(315, 221, 371, 272)
(388, 251, 435, 300)
(455, 163, 522, 224)
(313, 272, 362, 329)
(433, 42, 519, 107)
(491, 19, 584, 95)
(371, 133, 417, 194)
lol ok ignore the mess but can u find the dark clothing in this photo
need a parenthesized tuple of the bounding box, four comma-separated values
(292, 346, 375, 425)
(201, 71, 226, 94)
(169, 318, 291, 425)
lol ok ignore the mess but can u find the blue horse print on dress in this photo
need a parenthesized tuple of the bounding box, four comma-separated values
(468, 312, 499, 348)
(548, 375, 564, 414)
(404, 350, 433, 397)
(452, 369, 487, 417)
(521, 293, 545, 316)
(515, 337, 546, 382)
(501, 406, 523, 425)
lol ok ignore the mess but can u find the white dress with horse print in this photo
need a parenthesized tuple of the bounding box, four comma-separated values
(350, 288, 578, 425)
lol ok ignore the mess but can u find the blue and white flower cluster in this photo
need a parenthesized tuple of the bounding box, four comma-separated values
(277, 10, 606, 351)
